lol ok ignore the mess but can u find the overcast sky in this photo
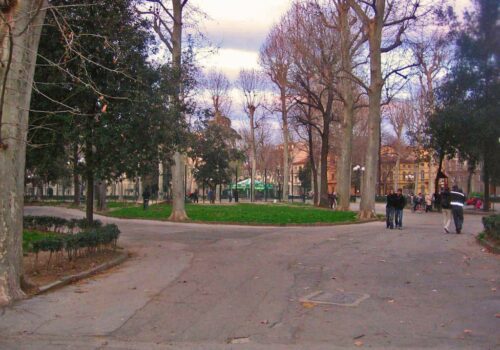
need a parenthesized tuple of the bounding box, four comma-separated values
(192, 0, 472, 80)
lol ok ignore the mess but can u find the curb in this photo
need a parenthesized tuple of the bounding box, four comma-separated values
(36, 251, 128, 295)
(100, 213, 381, 227)
(476, 236, 500, 254)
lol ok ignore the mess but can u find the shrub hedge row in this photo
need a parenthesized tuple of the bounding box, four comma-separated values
(482, 215, 500, 240)
(24, 216, 120, 263)
(31, 224, 120, 261)
(24, 215, 102, 233)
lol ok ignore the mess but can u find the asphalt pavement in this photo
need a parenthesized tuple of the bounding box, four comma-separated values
(0, 205, 498, 349)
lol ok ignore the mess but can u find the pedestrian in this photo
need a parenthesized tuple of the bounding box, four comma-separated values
(433, 191, 442, 212)
(228, 189, 233, 203)
(385, 189, 395, 229)
(142, 187, 150, 210)
(440, 186, 452, 233)
(450, 185, 466, 234)
(394, 188, 406, 230)
(425, 193, 432, 212)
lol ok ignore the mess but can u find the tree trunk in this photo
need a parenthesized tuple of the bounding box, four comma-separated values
(414, 161, 420, 195)
(169, 0, 188, 220)
(466, 164, 474, 197)
(249, 108, 256, 202)
(281, 88, 290, 202)
(96, 181, 107, 211)
(168, 151, 188, 221)
(359, 34, 383, 218)
(158, 160, 164, 200)
(73, 144, 80, 205)
(307, 124, 318, 206)
(319, 122, 330, 207)
(336, 1, 354, 211)
(0, 0, 48, 306)
(483, 164, 490, 212)
(394, 156, 400, 191)
(434, 152, 444, 194)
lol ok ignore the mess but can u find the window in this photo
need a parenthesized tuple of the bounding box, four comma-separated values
(421, 171, 425, 181)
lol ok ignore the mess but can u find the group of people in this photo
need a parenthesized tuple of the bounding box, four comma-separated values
(385, 188, 407, 229)
(385, 185, 466, 234)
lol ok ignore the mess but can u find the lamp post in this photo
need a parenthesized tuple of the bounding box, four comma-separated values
(353, 165, 365, 199)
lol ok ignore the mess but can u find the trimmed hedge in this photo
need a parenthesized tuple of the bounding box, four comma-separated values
(24, 216, 120, 264)
(24, 215, 102, 233)
(482, 215, 500, 240)
(32, 224, 120, 261)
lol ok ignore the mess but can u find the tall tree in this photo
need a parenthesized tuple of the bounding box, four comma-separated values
(286, 2, 340, 207)
(237, 69, 266, 202)
(141, 0, 192, 221)
(0, 0, 48, 306)
(346, 0, 420, 218)
(260, 22, 293, 202)
(429, 0, 499, 210)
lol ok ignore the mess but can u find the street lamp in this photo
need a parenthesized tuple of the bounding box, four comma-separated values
(353, 165, 365, 197)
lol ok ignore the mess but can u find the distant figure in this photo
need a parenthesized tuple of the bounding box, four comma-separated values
(228, 190, 233, 203)
(233, 189, 239, 203)
(208, 189, 215, 204)
(450, 185, 466, 234)
(425, 193, 432, 212)
(394, 188, 406, 230)
(385, 189, 396, 229)
(142, 187, 150, 210)
(440, 187, 452, 233)
(192, 190, 199, 203)
(433, 191, 442, 212)
(328, 192, 337, 209)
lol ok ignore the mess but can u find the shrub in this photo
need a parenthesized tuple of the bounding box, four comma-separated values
(24, 215, 120, 264)
(482, 215, 500, 240)
(24, 215, 102, 233)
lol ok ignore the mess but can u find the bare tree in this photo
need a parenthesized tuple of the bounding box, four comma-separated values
(346, 0, 421, 218)
(410, 28, 450, 193)
(0, 0, 48, 306)
(260, 22, 294, 202)
(204, 69, 231, 118)
(140, 0, 191, 221)
(314, 0, 367, 210)
(384, 99, 412, 191)
(286, 2, 340, 207)
(237, 69, 266, 202)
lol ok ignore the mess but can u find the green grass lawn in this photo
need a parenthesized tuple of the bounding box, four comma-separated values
(107, 203, 357, 225)
(23, 230, 56, 252)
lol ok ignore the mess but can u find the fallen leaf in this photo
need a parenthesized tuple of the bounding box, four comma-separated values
(301, 302, 316, 309)
(388, 299, 395, 303)
(491, 288, 497, 292)
(495, 313, 500, 318)
(354, 340, 364, 347)
(260, 320, 269, 325)
(463, 329, 472, 334)
(353, 334, 365, 340)
(378, 260, 386, 263)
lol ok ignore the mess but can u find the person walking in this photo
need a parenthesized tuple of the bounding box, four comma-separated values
(394, 188, 406, 230)
(425, 193, 432, 212)
(385, 189, 396, 229)
(440, 186, 452, 233)
(450, 185, 466, 234)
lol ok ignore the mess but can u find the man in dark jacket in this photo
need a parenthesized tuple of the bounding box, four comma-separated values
(450, 185, 466, 233)
(386, 189, 396, 229)
(393, 188, 406, 230)
(440, 187, 452, 233)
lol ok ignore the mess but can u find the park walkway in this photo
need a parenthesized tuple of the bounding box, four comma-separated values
(0, 206, 498, 349)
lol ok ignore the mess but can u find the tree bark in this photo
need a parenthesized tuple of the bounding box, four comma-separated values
(319, 119, 330, 207)
(168, 151, 188, 220)
(249, 108, 257, 202)
(169, 0, 188, 220)
(281, 88, 290, 202)
(307, 123, 318, 205)
(336, 1, 354, 211)
(73, 143, 80, 205)
(0, 0, 47, 306)
(359, 32, 383, 218)
(483, 164, 490, 212)
(96, 180, 107, 211)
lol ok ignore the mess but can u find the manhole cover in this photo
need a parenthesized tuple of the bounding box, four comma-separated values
(299, 290, 369, 307)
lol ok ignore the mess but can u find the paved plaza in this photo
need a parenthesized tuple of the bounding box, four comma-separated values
(0, 206, 498, 349)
